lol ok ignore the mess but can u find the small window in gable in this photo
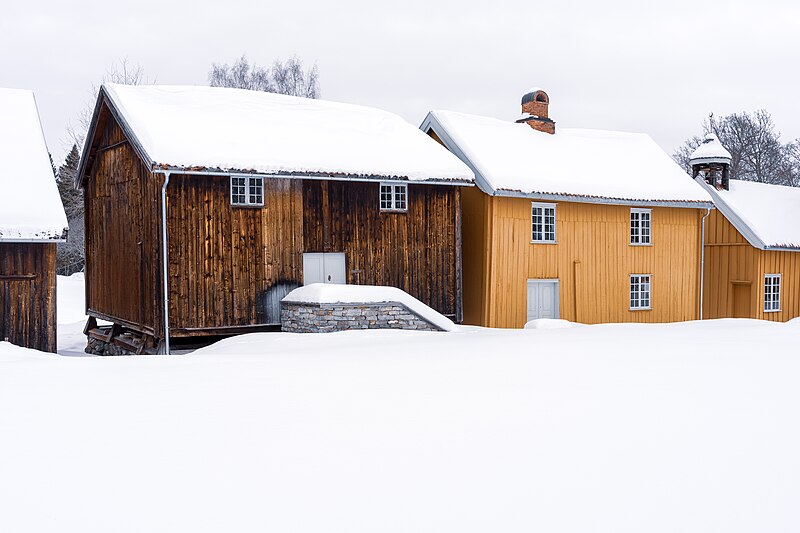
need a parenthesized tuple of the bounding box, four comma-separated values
(531, 202, 556, 243)
(380, 183, 408, 212)
(231, 175, 264, 207)
(764, 274, 781, 312)
(630, 208, 652, 245)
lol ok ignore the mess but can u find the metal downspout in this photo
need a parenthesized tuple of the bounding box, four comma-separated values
(699, 207, 711, 320)
(160, 171, 171, 354)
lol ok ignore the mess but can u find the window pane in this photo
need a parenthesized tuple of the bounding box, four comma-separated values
(231, 176, 246, 205)
(641, 212, 651, 244)
(394, 185, 407, 210)
(380, 185, 393, 210)
(532, 206, 543, 241)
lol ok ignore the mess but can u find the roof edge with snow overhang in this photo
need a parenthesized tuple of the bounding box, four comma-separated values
(695, 177, 800, 252)
(78, 85, 475, 188)
(0, 88, 68, 242)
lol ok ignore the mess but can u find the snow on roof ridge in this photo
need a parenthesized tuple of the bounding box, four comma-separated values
(428, 109, 712, 204)
(0, 88, 68, 241)
(102, 84, 474, 182)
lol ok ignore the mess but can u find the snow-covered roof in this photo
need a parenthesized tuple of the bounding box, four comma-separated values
(697, 178, 800, 251)
(422, 110, 713, 207)
(283, 283, 455, 332)
(690, 133, 732, 166)
(0, 88, 68, 241)
(97, 84, 474, 183)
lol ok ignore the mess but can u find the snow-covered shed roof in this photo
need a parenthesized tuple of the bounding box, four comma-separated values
(422, 110, 713, 207)
(696, 178, 800, 251)
(85, 84, 474, 184)
(690, 133, 732, 166)
(0, 88, 68, 242)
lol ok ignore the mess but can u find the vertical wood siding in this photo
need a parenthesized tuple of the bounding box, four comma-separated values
(463, 194, 703, 327)
(302, 180, 461, 318)
(84, 105, 161, 336)
(0, 243, 57, 352)
(166, 174, 304, 332)
(704, 209, 800, 321)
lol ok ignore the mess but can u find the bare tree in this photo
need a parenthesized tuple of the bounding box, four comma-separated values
(209, 55, 320, 98)
(674, 110, 795, 186)
(68, 58, 151, 149)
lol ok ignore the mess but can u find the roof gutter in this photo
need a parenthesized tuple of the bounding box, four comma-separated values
(154, 169, 171, 355)
(493, 188, 715, 209)
(148, 168, 473, 187)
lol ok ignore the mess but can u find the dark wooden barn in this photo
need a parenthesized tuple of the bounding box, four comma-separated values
(76, 84, 473, 353)
(0, 88, 69, 353)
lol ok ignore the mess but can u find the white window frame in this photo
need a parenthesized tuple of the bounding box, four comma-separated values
(630, 274, 652, 310)
(764, 274, 781, 312)
(230, 175, 264, 207)
(531, 202, 557, 243)
(630, 208, 652, 245)
(379, 183, 408, 212)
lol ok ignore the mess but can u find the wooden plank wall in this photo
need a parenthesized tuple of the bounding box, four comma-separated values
(84, 105, 161, 336)
(704, 209, 800, 321)
(476, 197, 702, 327)
(303, 180, 461, 318)
(460, 186, 490, 325)
(0, 243, 57, 352)
(166, 175, 304, 333)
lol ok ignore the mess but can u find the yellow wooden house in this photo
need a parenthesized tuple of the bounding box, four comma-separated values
(691, 134, 800, 321)
(421, 88, 714, 327)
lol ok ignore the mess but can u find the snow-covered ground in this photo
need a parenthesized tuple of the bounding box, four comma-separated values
(1, 276, 799, 532)
(56, 272, 92, 356)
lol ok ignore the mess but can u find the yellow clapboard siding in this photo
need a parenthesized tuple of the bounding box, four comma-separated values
(462, 191, 703, 327)
(703, 209, 800, 321)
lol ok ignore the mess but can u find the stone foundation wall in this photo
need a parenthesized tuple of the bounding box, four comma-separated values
(85, 337, 136, 356)
(281, 302, 443, 333)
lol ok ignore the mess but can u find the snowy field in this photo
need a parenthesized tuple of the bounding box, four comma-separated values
(1, 275, 799, 532)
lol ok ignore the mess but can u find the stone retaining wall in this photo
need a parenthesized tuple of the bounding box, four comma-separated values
(281, 302, 443, 333)
(85, 337, 135, 356)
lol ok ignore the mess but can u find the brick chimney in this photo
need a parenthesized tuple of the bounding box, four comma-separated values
(516, 88, 555, 134)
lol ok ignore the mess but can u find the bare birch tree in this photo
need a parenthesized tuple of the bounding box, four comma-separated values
(208, 55, 319, 98)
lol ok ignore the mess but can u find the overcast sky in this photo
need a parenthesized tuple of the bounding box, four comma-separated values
(2, 0, 798, 164)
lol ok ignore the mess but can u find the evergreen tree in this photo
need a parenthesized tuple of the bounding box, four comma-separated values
(57, 144, 82, 218)
(55, 145, 85, 274)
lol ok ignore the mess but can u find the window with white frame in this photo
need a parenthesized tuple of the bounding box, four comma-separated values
(630, 208, 652, 245)
(230, 175, 264, 206)
(531, 203, 556, 243)
(630, 274, 652, 310)
(764, 274, 781, 312)
(380, 183, 408, 211)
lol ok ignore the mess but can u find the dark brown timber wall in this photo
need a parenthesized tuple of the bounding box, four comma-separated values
(0, 243, 57, 352)
(303, 180, 462, 319)
(83, 104, 162, 337)
(165, 174, 304, 335)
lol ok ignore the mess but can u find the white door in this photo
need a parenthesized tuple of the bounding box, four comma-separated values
(323, 253, 346, 284)
(303, 253, 346, 285)
(527, 279, 559, 321)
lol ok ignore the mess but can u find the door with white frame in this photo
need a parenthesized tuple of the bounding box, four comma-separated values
(303, 253, 346, 285)
(526, 279, 560, 322)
